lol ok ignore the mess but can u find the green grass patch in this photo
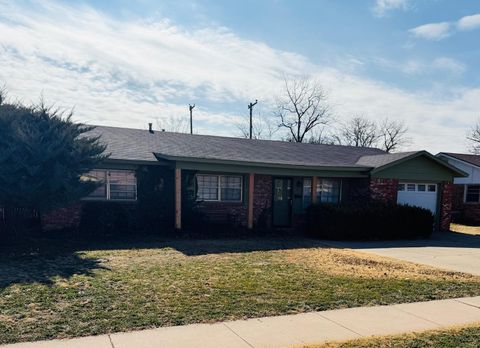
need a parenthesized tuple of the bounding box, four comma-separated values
(1, 237, 480, 344)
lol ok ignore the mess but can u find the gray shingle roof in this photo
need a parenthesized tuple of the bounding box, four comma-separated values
(88, 125, 386, 168)
(439, 152, 480, 168)
(356, 152, 418, 168)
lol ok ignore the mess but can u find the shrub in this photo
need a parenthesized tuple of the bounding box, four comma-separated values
(306, 202, 434, 240)
(79, 202, 136, 237)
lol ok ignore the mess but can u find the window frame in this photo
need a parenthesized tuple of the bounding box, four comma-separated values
(302, 177, 341, 206)
(397, 183, 437, 194)
(465, 184, 480, 204)
(196, 174, 243, 203)
(83, 169, 137, 202)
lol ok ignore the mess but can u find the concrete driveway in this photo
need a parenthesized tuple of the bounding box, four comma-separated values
(323, 232, 480, 276)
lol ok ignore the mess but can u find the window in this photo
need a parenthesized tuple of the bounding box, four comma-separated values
(84, 170, 107, 199)
(466, 185, 480, 203)
(303, 178, 312, 207)
(221, 176, 242, 201)
(398, 183, 437, 193)
(302, 178, 341, 205)
(196, 174, 242, 202)
(84, 169, 137, 201)
(109, 170, 137, 200)
(197, 175, 219, 201)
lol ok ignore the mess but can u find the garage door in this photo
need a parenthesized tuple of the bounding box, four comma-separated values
(397, 183, 437, 213)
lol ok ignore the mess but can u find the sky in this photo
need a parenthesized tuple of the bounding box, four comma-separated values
(1, 0, 479, 153)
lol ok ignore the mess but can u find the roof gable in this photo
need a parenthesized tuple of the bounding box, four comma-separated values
(367, 151, 467, 181)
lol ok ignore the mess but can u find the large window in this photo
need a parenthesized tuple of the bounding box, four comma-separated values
(466, 185, 480, 203)
(316, 179, 341, 203)
(84, 169, 137, 201)
(302, 178, 341, 206)
(196, 174, 242, 202)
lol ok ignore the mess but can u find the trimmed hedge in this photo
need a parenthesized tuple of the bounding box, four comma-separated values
(306, 203, 434, 240)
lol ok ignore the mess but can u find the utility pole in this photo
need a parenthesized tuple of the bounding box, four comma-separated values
(248, 100, 258, 139)
(189, 104, 195, 134)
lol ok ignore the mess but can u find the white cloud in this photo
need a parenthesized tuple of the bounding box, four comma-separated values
(372, 0, 410, 17)
(409, 22, 451, 41)
(0, 1, 478, 154)
(410, 12, 480, 41)
(457, 13, 480, 31)
(432, 57, 466, 75)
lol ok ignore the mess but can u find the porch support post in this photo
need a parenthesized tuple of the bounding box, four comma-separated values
(311, 176, 318, 204)
(175, 168, 182, 230)
(247, 173, 255, 229)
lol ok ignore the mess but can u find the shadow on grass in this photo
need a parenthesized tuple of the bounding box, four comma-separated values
(0, 248, 108, 289)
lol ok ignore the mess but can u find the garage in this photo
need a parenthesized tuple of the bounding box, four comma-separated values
(397, 182, 438, 213)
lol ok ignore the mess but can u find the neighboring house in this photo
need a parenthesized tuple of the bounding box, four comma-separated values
(437, 152, 480, 225)
(43, 125, 466, 232)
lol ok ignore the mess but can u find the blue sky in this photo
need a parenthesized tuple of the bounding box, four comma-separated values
(1, 0, 480, 152)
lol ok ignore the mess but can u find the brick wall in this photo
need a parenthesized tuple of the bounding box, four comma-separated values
(439, 181, 453, 231)
(253, 174, 273, 229)
(451, 184, 480, 225)
(370, 178, 398, 203)
(196, 202, 247, 226)
(41, 203, 83, 231)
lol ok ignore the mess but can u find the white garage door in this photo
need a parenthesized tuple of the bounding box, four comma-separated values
(397, 183, 438, 213)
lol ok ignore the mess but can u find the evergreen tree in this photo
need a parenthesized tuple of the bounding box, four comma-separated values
(0, 96, 108, 215)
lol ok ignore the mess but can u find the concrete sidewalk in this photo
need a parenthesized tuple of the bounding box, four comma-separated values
(3, 297, 480, 348)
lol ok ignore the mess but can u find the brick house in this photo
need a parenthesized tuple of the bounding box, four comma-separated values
(43, 125, 466, 233)
(437, 152, 480, 225)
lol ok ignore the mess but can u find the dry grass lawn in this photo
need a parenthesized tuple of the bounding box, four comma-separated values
(451, 223, 480, 236)
(1, 237, 480, 344)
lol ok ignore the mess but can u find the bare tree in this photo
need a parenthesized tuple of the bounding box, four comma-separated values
(156, 116, 188, 133)
(275, 77, 330, 143)
(237, 113, 278, 140)
(307, 127, 341, 145)
(379, 118, 409, 153)
(468, 121, 480, 154)
(339, 116, 378, 147)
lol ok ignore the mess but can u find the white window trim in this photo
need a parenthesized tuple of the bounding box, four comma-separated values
(398, 182, 437, 193)
(196, 174, 243, 202)
(83, 169, 137, 202)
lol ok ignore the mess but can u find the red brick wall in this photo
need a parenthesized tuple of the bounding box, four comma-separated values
(253, 174, 273, 229)
(41, 203, 83, 231)
(439, 182, 453, 231)
(370, 178, 398, 203)
(451, 184, 480, 225)
(196, 202, 247, 226)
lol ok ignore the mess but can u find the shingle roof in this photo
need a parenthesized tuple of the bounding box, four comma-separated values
(87, 125, 386, 168)
(439, 152, 480, 168)
(356, 152, 418, 168)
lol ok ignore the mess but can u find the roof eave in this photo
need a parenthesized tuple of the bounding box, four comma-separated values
(372, 151, 468, 178)
(154, 153, 373, 172)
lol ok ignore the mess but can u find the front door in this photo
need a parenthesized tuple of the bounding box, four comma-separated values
(273, 178, 293, 226)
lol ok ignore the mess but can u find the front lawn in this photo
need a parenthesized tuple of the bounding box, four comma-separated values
(306, 324, 480, 348)
(1, 237, 480, 344)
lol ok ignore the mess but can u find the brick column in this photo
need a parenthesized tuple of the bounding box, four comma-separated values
(439, 181, 453, 231)
(369, 178, 398, 204)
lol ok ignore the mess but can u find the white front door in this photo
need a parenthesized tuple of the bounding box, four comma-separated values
(397, 183, 438, 214)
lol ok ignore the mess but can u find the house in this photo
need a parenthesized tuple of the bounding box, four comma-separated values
(42, 125, 466, 233)
(437, 152, 480, 225)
